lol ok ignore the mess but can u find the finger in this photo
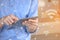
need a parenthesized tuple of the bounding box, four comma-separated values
(22, 21, 27, 25)
(4, 19, 10, 25)
(24, 21, 37, 27)
(25, 22, 36, 30)
(7, 16, 13, 25)
(25, 22, 31, 27)
(22, 21, 37, 27)
(4, 16, 12, 25)
(10, 14, 19, 21)
(27, 21, 38, 27)
(28, 19, 38, 23)
(8, 16, 14, 24)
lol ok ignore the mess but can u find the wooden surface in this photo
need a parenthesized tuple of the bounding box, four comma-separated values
(31, 33, 60, 40)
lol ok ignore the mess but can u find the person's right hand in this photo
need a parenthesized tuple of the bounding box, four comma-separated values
(1, 14, 19, 26)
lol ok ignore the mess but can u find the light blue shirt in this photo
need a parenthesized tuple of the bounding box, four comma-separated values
(0, 0, 38, 40)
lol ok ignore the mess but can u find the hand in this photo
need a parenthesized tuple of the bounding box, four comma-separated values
(22, 18, 38, 33)
(2, 14, 19, 25)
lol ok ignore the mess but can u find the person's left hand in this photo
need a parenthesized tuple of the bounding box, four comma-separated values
(22, 18, 38, 33)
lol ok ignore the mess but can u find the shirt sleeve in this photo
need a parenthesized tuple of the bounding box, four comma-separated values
(27, 0, 38, 18)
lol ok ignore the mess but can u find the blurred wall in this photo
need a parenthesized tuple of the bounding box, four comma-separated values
(31, 0, 60, 40)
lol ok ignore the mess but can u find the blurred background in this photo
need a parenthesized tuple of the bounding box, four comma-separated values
(31, 0, 60, 40)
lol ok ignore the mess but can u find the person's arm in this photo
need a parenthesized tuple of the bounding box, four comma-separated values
(23, 0, 38, 33)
